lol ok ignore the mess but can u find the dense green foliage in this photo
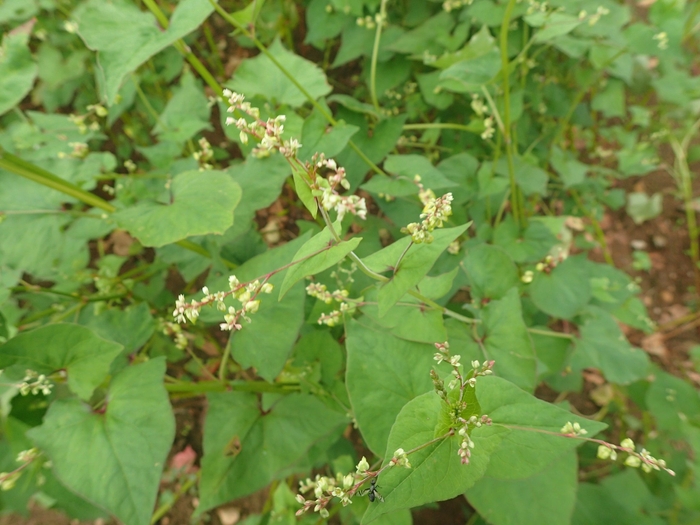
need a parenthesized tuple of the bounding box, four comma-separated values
(0, 1, 699, 524)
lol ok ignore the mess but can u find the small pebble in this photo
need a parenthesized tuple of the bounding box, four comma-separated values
(652, 235, 667, 248)
(631, 239, 647, 250)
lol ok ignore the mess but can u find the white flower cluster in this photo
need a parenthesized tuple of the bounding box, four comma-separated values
(560, 421, 588, 437)
(19, 370, 53, 396)
(390, 448, 411, 469)
(306, 283, 354, 327)
(597, 437, 675, 476)
(315, 154, 368, 221)
(223, 89, 301, 159)
(173, 277, 274, 333)
(402, 190, 454, 244)
(193, 137, 214, 170)
(296, 457, 372, 518)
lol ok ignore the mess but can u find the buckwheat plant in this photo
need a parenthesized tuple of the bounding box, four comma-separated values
(223, 90, 367, 223)
(173, 276, 274, 332)
(432, 342, 494, 464)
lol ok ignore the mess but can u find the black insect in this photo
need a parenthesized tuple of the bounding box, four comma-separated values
(358, 477, 384, 503)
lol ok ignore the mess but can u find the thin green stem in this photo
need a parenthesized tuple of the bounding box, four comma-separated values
(150, 473, 199, 524)
(0, 148, 115, 212)
(370, 0, 389, 112)
(403, 123, 477, 134)
(165, 379, 300, 395)
(499, 0, 522, 227)
(143, 0, 224, 96)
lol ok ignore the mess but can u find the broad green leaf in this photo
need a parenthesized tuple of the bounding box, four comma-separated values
(384, 155, 458, 190)
(359, 286, 447, 344)
(530, 255, 592, 320)
(466, 450, 578, 525)
(389, 11, 455, 55)
(346, 320, 435, 455)
(438, 49, 501, 94)
(626, 192, 662, 225)
(0, 31, 38, 116)
(227, 155, 292, 238)
(572, 471, 659, 525)
(646, 370, 700, 434)
(514, 159, 549, 196)
(198, 392, 348, 513)
(361, 175, 420, 197)
(28, 359, 175, 525)
(526, 12, 583, 43)
(300, 104, 359, 162)
(229, 0, 267, 26)
(229, 39, 331, 107)
(362, 224, 469, 316)
(74, 0, 215, 104)
(335, 114, 406, 189)
(493, 217, 557, 263)
(463, 243, 520, 302)
(574, 307, 649, 385)
(153, 71, 211, 142)
(77, 302, 154, 355)
(279, 223, 362, 298)
(362, 391, 505, 523)
(481, 288, 537, 392)
(114, 170, 241, 247)
(474, 376, 607, 479)
(0, 0, 38, 24)
(591, 78, 626, 118)
(550, 146, 588, 188)
(0, 324, 122, 401)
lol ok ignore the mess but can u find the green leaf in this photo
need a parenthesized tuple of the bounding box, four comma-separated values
(114, 170, 241, 247)
(279, 223, 362, 298)
(526, 12, 583, 43)
(27, 359, 175, 525)
(574, 307, 649, 385)
(153, 71, 211, 142)
(228, 155, 292, 238)
(229, 39, 331, 107)
(198, 392, 347, 514)
(481, 288, 537, 392)
(474, 376, 607, 479)
(530, 255, 592, 320)
(74, 0, 215, 104)
(550, 146, 588, 188)
(300, 104, 359, 162)
(514, 158, 549, 196)
(363, 224, 469, 316)
(625, 192, 663, 225)
(0, 324, 122, 401)
(291, 162, 318, 218)
(384, 155, 458, 190)
(438, 49, 502, 94)
(493, 217, 557, 263)
(346, 320, 435, 455)
(0, 31, 38, 116)
(466, 450, 578, 525)
(463, 243, 520, 302)
(646, 370, 700, 434)
(362, 392, 504, 523)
